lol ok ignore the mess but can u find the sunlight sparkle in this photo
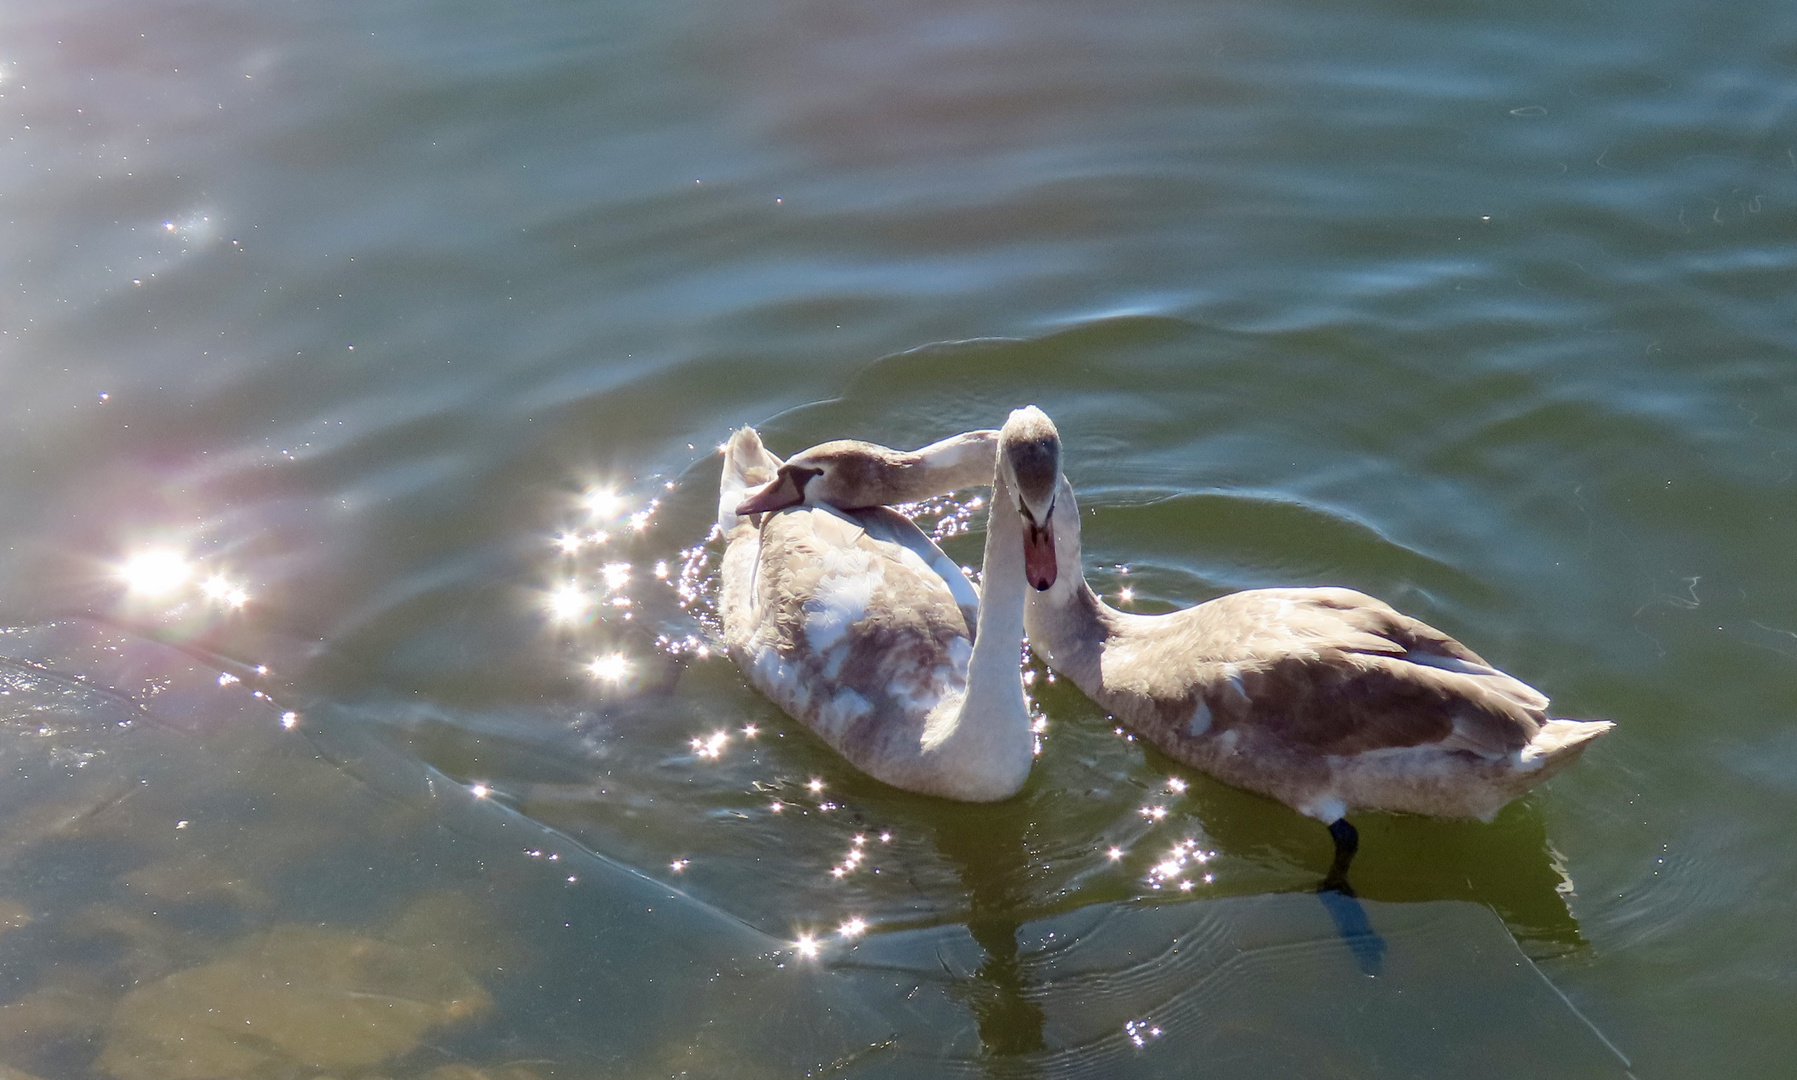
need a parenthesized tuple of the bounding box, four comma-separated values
(691, 730, 729, 758)
(547, 583, 591, 622)
(588, 652, 631, 683)
(583, 488, 623, 519)
(200, 574, 249, 607)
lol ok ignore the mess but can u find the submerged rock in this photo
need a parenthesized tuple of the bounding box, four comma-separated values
(381, 891, 520, 979)
(97, 925, 491, 1080)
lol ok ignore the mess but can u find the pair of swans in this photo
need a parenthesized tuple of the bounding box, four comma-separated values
(718, 407, 1612, 879)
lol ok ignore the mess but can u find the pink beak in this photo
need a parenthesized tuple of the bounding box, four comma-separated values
(1024, 521, 1057, 591)
(735, 473, 804, 515)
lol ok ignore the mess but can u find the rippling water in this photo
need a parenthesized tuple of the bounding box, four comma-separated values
(2, 0, 1794, 1075)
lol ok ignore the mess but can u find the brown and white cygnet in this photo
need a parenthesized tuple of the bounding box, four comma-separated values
(715, 408, 1062, 801)
(774, 410, 1614, 889)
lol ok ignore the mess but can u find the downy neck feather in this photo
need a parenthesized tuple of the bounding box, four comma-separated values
(917, 456, 1033, 800)
(1022, 475, 1115, 687)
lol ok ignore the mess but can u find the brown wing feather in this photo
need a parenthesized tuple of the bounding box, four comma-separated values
(1104, 587, 1546, 760)
(733, 505, 973, 765)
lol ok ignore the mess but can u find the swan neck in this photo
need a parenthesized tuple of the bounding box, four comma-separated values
(925, 462, 1033, 799)
(1023, 476, 1113, 678)
(971, 466, 1028, 663)
(908, 430, 999, 501)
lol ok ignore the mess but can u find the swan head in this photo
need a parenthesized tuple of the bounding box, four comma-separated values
(998, 406, 1061, 592)
(734, 431, 998, 515)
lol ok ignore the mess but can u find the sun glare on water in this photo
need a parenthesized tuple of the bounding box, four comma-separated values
(546, 582, 591, 623)
(588, 652, 631, 683)
(118, 550, 192, 596)
(200, 574, 249, 608)
(583, 487, 623, 519)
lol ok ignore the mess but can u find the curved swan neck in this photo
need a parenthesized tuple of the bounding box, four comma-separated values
(969, 467, 1028, 673)
(899, 429, 999, 502)
(920, 456, 1033, 799)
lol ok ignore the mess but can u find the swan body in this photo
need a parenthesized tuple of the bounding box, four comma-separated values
(1033, 534, 1614, 890)
(717, 413, 1057, 801)
(1025, 525, 1613, 823)
(769, 413, 1614, 867)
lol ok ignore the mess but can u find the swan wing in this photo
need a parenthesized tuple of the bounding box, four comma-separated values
(722, 503, 974, 770)
(1107, 587, 1548, 760)
(844, 505, 981, 633)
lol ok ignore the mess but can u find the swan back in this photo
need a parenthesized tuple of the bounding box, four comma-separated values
(717, 418, 1042, 801)
(723, 502, 978, 786)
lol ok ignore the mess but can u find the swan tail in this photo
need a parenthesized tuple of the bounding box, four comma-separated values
(719, 426, 783, 530)
(1518, 718, 1614, 772)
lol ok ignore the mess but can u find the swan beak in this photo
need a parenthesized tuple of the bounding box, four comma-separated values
(1024, 521, 1057, 591)
(735, 472, 804, 515)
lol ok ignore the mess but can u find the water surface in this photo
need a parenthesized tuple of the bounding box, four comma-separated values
(1, 0, 1794, 1076)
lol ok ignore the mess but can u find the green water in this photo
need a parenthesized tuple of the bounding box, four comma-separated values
(2, 0, 1794, 1075)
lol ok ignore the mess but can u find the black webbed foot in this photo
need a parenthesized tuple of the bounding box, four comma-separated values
(1319, 817, 1359, 897)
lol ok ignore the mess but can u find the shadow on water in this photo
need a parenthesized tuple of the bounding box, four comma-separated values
(1314, 886, 1388, 975)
